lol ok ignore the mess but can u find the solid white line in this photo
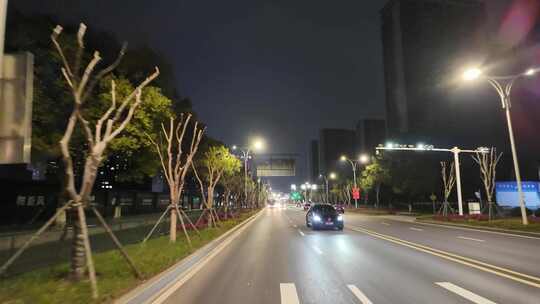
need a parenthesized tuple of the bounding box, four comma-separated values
(280, 283, 300, 304)
(298, 230, 305, 236)
(347, 284, 373, 304)
(381, 222, 390, 226)
(436, 282, 497, 304)
(312, 246, 323, 255)
(457, 236, 485, 242)
(150, 212, 263, 304)
(410, 227, 423, 231)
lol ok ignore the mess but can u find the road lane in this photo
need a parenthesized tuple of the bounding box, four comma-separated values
(286, 208, 539, 303)
(344, 212, 540, 278)
(158, 207, 539, 304)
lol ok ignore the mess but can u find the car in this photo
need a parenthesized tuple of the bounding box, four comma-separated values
(303, 202, 311, 211)
(334, 203, 345, 214)
(306, 204, 344, 230)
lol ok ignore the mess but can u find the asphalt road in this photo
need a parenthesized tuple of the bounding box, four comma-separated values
(158, 206, 540, 304)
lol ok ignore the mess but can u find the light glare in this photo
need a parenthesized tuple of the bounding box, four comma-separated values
(463, 68, 482, 81)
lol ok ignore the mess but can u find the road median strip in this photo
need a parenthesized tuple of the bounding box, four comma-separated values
(349, 225, 540, 289)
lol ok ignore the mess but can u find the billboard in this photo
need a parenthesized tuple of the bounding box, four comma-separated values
(0, 52, 34, 164)
(256, 157, 295, 177)
(495, 181, 540, 210)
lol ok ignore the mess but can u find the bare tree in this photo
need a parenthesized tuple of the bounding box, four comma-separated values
(439, 161, 456, 216)
(472, 147, 502, 220)
(0, 23, 158, 298)
(143, 115, 205, 246)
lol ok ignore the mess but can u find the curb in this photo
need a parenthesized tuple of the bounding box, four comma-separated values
(415, 219, 540, 238)
(115, 209, 264, 304)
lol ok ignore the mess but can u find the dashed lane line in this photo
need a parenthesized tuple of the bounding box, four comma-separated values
(457, 236, 485, 243)
(436, 282, 497, 304)
(280, 283, 300, 304)
(348, 225, 540, 289)
(347, 285, 373, 304)
(312, 246, 323, 255)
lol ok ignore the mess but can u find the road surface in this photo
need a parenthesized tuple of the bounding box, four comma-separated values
(152, 206, 540, 304)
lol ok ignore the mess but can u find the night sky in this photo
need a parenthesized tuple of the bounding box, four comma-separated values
(11, 0, 511, 191)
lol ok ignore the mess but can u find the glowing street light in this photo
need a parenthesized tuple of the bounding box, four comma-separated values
(462, 66, 539, 225)
(291, 184, 297, 191)
(340, 155, 365, 208)
(463, 67, 482, 81)
(320, 172, 337, 203)
(359, 154, 370, 164)
(232, 137, 266, 208)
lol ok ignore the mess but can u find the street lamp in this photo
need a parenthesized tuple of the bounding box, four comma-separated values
(376, 144, 489, 216)
(340, 155, 363, 208)
(232, 138, 265, 208)
(291, 184, 297, 191)
(359, 154, 370, 164)
(463, 67, 537, 225)
(319, 172, 337, 204)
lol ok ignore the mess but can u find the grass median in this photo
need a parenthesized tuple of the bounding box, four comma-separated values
(0, 209, 259, 304)
(417, 216, 540, 233)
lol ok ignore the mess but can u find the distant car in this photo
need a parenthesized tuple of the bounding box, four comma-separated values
(334, 203, 345, 214)
(303, 202, 311, 211)
(306, 204, 344, 230)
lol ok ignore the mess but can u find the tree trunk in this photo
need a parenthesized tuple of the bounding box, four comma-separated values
(70, 206, 86, 280)
(224, 190, 230, 219)
(170, 205, 177, 242)
(207, 186, 215, 227)
(376, 184, 381, 208)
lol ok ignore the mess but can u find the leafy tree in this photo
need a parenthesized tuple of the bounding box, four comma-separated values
(5, 11, 188, 184)
(95, 77, 173, 183)
(219, 170, 244, 217)
(360, 159, 391, 207)
(192, 146, 241, 226)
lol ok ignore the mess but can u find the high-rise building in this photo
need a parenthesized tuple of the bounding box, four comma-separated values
(381, 0, 487, 144)
(319, 129, 356, 176)
(356, 119, 386, 155)
(308, 140, 319, 181)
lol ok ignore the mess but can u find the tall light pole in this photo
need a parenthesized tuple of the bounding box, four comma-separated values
(376, 144, 488, 216)
(340, 154, 369, 208)
(319, 172, 336, 204)
(463, 67, 537, 225)
(232, 138, 264, 208)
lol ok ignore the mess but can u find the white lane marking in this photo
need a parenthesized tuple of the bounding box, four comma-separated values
(312, 246, 323, 255)
(347, 284, 373, 304)
(293, 224, 298, 228)
(410, 227, 423, 231)
(381, 222, 390, 226)
(436, 282, 497, 304)
(457, 236, 485, 242)
(298, 230, 305, 236)
(150, 211, 264, 304)
(280, 283, 300, 304)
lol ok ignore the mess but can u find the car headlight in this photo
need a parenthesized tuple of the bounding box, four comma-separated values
(337, 215, 343, 221)
(313, 214, 321, 222)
